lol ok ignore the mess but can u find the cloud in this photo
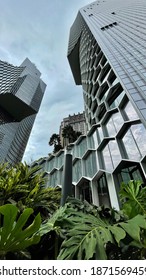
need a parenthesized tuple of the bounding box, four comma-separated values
(0, 0, 92, 163)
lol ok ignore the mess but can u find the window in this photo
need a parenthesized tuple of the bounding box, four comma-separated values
(106, 112, 124, 136)
(97, 173, 111, 207)
(84, 152, 97, 178)
(122, 123, 146, 160)
(124, 101, 139, 120)
(97, 126, 104, 143)
(102, 140, 120, 170)
(73, 160, 82, 183)
(117, 165, 144, 185)
(102, 145, 113, 171)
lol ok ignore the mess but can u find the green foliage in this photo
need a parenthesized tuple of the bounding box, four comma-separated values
(37, 196, 146, 260)
(119, 180, 146, 218)
(48, 133, 63, 153)
(0, 162, 61, 220)
(0, 162, 44, 203)
(62, 125, 82, 143)
(0, 204, 41, 259)
(1, 164, 146, 261)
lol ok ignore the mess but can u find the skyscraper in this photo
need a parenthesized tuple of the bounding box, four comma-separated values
(36, 0, 146, 209)
(0, 58, 46, 165)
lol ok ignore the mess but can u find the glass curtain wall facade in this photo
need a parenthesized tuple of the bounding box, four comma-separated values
(0, 58, 46, 165)
(37, 0, 146, 210)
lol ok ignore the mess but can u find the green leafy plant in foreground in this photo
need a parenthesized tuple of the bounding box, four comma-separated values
(0, 204, 41, 259)
(0, 162, 61, 220)
(119, 180, 146, 218)
(38, 193, 146, 260)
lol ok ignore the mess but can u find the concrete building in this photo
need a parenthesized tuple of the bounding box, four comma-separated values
(0, 58, 46, 165)
(59, 112, 86, 147)
(36, 0, 146, 209)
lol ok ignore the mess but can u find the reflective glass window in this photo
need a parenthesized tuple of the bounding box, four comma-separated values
(112, 112, 124, 131)
(106, 112, 123, 136)
(79, 138, 87, 157)
(84, 152, 97, 178)
(57, 153, 64, 168)
(102, 145, 113, 171)
(122, 129, 141, 160)
(131, 123, 146, 155)
(106, 117, 116, 136)
(109, 90, 125, 109)
(109, 140, 121, 167)
(97, 126, 104, 143)
(73, 160, 82, 183)
(88, 134, 95, 149)
(50, 171, 58, 187)
(124, 101, 139, 120)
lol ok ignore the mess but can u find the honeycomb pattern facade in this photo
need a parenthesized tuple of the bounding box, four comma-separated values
(0, 58, 46, 165)
(37, 0, 146, 209)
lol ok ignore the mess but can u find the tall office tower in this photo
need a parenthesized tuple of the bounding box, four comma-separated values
(59, 112, 86, 147)
(0, 58, 46, 165)
(67, 0, 146, 206)
(36, 0, 146, 210)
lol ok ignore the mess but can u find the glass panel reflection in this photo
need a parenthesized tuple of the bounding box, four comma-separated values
(84, 152, 97, 178)
(124, 101, 139, 120)
(97, 126, 104, 143)
(88, 134, 95, 149)
(106, 112, 124, 136)
(131, 123, 146, 156)
(122, 128, 141, 160)
(102, 145, 113, 171)
(73, 160, 82, 182)
(79, 138, 87, 157)
(109, 140, 121, 167)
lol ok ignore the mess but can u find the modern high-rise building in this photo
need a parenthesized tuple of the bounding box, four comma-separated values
(0, 58, 46, 165)
(59, 112, 86, 147)
(36, 0, 146, 210)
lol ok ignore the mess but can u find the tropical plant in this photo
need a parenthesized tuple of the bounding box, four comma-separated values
(62, 125, 82, 144)
(119, 180, 146, 218)
(0, 204, 41, 259)
(0, 162, 61, 220)
(48, 133, 63, 153)
(36, 195, 146, 260)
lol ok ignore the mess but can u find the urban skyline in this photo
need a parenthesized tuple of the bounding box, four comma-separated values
(0, 0, 93, 163)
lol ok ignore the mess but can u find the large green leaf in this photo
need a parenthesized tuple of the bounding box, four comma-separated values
(57, 209, 126, 260)
(0, 204, 41, 256)
(119, 215, 146, 243)
(55, 201, 146, 260)
(119, 180, 146, 218)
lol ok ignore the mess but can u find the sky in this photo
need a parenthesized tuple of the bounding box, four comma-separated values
(0, 0, 93, 164)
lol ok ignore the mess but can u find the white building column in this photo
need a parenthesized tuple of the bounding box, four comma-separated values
(90, 180, 100, 206)
(106, 173, 120, 210)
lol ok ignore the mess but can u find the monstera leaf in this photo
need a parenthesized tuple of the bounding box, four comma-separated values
(57, 207, 146, 260)
(119, 180, 146, 218)
(57, 209, 126, 260)
(0, 204, 41, 257)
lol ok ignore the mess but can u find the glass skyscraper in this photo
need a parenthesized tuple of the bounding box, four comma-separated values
(0, 58, 46, 165)
(36, 0, 146, 209)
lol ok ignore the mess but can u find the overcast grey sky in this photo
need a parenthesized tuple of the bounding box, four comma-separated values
(0, 0, 93, 163)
